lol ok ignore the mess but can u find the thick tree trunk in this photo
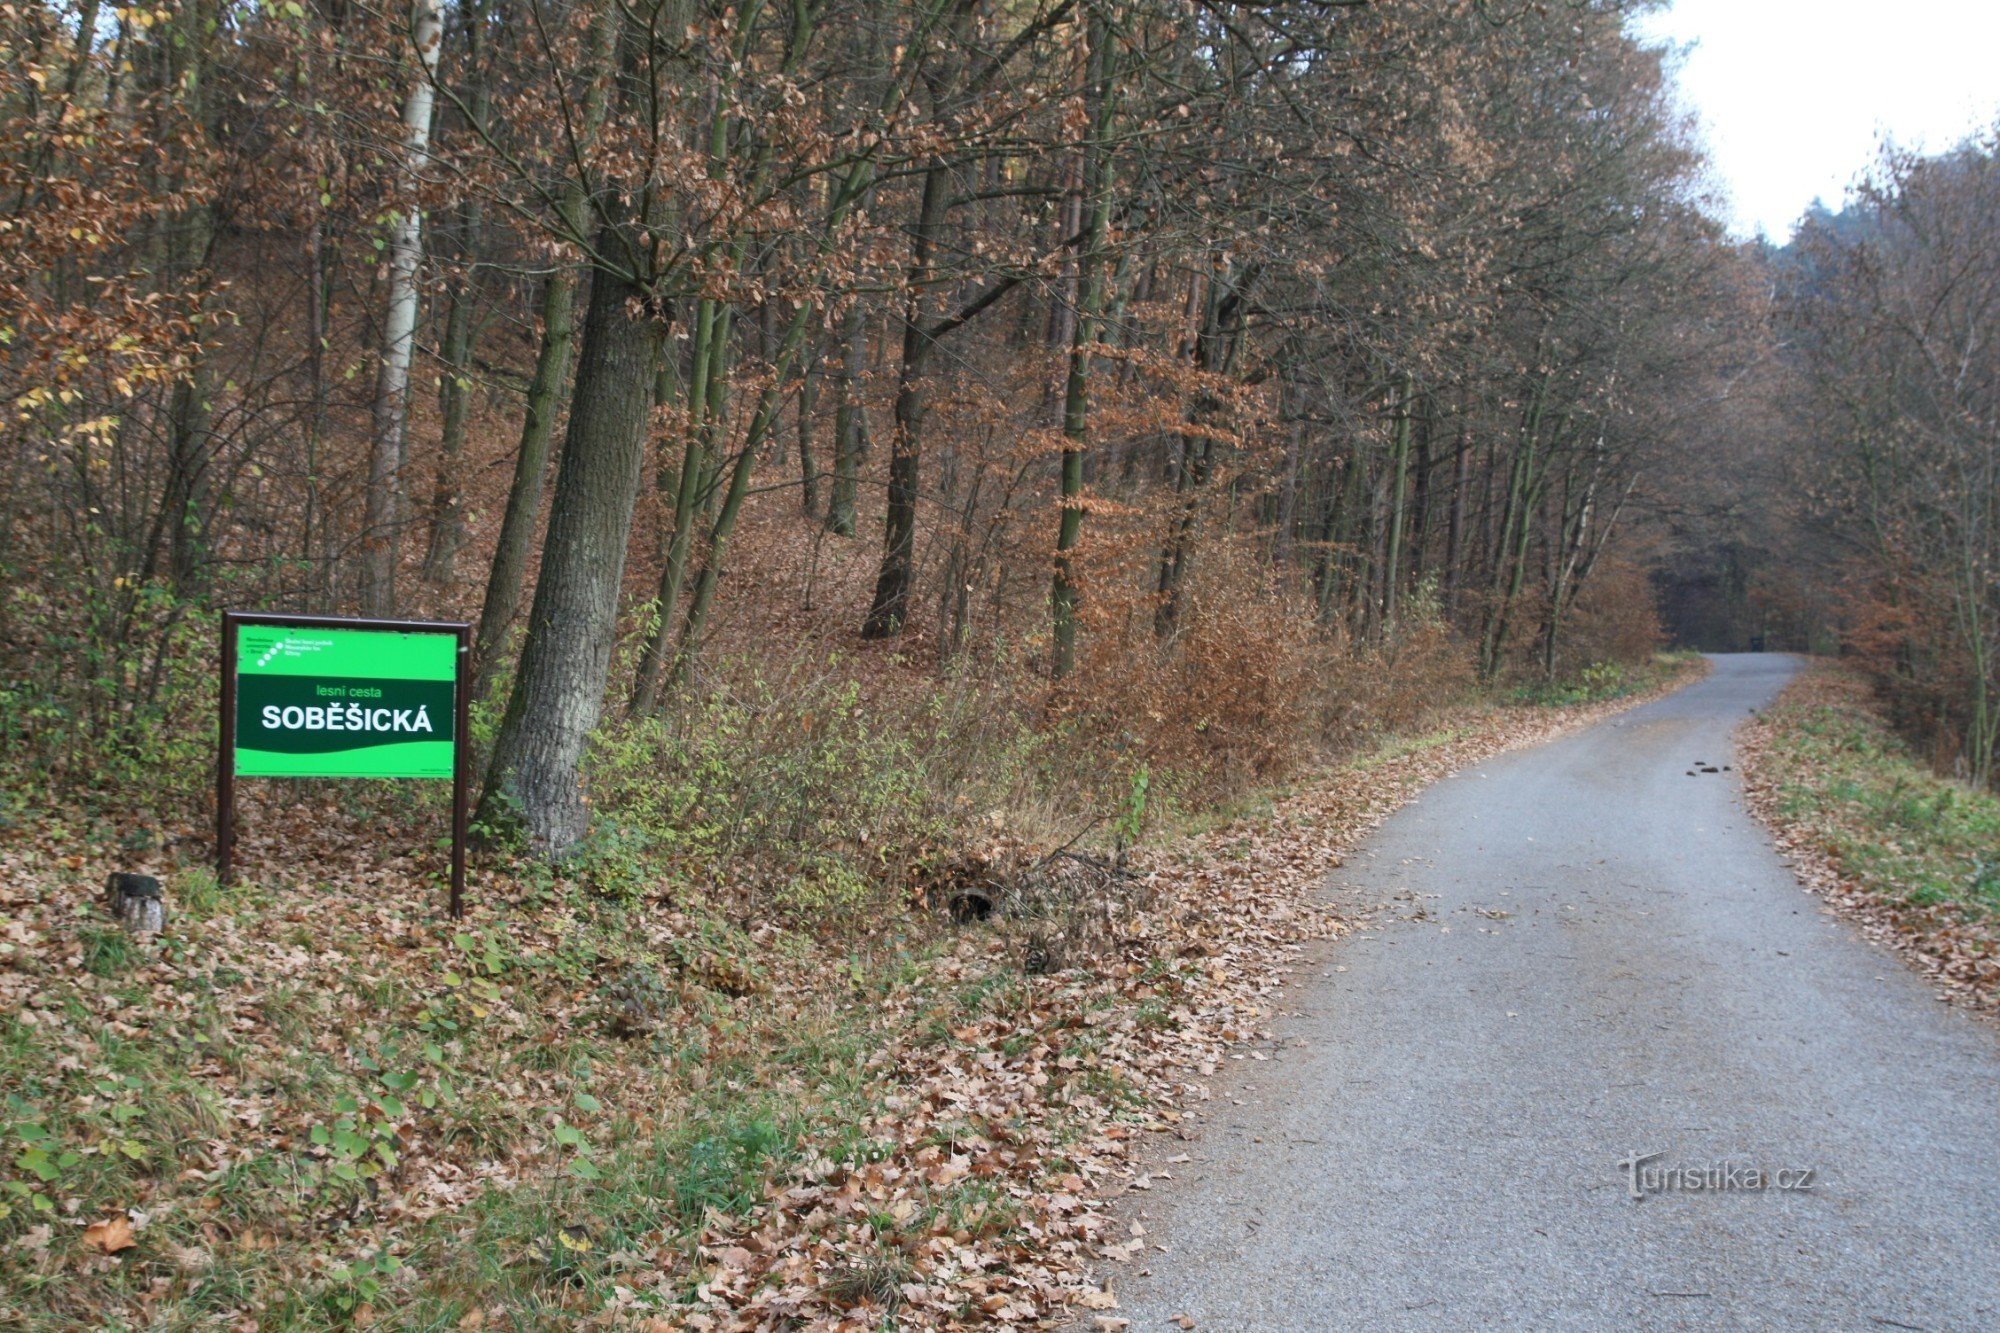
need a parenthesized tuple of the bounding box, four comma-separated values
(477, 228, 666, 855)
(469, 0, 617, 698)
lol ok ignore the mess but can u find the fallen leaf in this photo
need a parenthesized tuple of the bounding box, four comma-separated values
(82, 1216, 137, 1255)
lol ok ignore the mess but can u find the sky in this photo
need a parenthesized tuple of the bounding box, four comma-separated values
(1631, 0, 2000, 241)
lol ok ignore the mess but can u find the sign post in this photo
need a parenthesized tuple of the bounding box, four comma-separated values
(218, 612, 471, 917)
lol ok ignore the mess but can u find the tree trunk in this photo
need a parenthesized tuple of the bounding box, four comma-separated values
(421, 0, 492, 587)
(421, 262, 477, 585)
(1479, 376, 1554, 680)
(797, 322, 823, 514)
(1154, 263, 1250, 637)
(826, 299, 869, 536)
(862, 163, 950, 640)
(359, 0, 444, 617)
(159, 365, 213, 595)
(1441, 391, 1471, 621)
(141, 0, 217, 599)
(628, 294, 725, 715)
(1050, 5, 1115, 680)
(477, 229, 666, 855)
(471, 264, 579, 703)
(662, 303, 817, 685)
(469, 0, 618, 697)
(1381, 371, 1414, 635)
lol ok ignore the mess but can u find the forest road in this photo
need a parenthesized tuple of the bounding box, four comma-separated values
(1105, 654, 2000, 1331)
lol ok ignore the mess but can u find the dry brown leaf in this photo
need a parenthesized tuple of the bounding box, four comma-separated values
(81, 1216, 136, 1255)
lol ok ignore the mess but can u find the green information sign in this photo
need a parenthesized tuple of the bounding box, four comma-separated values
(218, 611, 471, 916)
(233, 623, 458, 778)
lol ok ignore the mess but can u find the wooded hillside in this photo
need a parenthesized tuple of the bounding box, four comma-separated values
(2, 0, 1759, 852)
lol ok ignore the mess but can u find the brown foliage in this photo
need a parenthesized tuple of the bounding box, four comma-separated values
(1318, 619, 1477, 750)
(1548, 556, 1666, 680)
(1059, 548, 1325, 798)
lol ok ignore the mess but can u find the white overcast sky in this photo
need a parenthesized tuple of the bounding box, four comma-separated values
(1631, 0, 2000, 240)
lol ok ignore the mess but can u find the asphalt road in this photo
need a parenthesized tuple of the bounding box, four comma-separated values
(1110, 655, 2000, 1331)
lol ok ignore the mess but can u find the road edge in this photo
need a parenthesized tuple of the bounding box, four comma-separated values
(1736, 660, 2000, 1021)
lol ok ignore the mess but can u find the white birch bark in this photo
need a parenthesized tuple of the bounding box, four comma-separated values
(359, 0, 443, 616)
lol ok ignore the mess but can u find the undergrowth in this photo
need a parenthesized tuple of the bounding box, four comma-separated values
(1758, 670, 2000, 918)
(1508, 650, 1704, 708)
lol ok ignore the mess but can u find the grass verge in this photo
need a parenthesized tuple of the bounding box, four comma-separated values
(1738, 660, 2000, 1012)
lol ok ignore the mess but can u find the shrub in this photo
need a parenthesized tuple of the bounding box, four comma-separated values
(1064, 547, 1327, 802)
(600, 676, 931, 862)
(1548, 556, 1665, 679)
(0, 576, 216, 811)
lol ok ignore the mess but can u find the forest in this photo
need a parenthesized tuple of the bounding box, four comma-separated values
(3, 0, 1998, 1325)
(2, 0, 1770, 841)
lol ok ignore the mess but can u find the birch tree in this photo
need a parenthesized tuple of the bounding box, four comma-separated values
(358, 0, 444, 617)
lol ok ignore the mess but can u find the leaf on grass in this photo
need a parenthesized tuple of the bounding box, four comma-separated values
(82, 1215, 137, 1254)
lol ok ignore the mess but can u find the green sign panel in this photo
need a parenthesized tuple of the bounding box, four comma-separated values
(233, 623, 459, 778)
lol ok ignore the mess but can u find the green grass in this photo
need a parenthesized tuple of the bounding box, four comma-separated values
(1764, 681, 2000, 917)
(0, 843, 959, 1328)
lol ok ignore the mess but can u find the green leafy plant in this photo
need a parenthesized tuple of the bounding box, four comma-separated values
(4, 1113, 75, 1219)
(1114, 764, 1151, 852)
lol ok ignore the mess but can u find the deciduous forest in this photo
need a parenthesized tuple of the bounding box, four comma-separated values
(2, 0, 1996, 1325)
(4, 0, 1765, 835)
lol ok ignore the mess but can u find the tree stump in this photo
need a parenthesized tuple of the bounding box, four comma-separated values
(105, 873, 166, 935)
